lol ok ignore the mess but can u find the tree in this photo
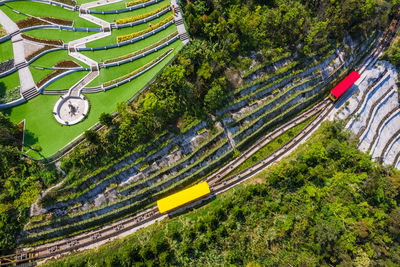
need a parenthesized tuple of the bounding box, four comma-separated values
(84, 129, 100, 145)
(99, 112, 114, 127)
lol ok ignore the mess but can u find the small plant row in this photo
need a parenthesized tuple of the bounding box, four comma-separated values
(232, 79, 323, 145)
(117, 15, 173, 42)
(104, 31, 178, 64)
(54, 60, 81, 68)
(233, 75, 321, 127)
(23, 138, 231, 241)
(22, 34, 63, 46)
(116, 3, 170, 24)
(27, 128, 221, 232)
(16, 17, 49, 29)
(368, 106, 400, 151)
(357, 85, 395, 139)
(26, 45, 53, 61)
(103, 49, 173, 87)
(36, 69, 65, 88)
(126, 0, 153, 7)
(243, 51, 293, 80)
(28, 122, 207, 229)
(118, 130, 225, 195)
(41, 16, 73, 26)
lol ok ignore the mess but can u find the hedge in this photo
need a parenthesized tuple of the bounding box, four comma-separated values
(117, 15, 174, 43)
(116, 3, 170, 24)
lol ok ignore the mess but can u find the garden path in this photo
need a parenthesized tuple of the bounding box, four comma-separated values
(0, 9, 37, 99)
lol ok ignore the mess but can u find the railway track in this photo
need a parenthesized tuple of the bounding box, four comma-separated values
(2, 9, 400, 267)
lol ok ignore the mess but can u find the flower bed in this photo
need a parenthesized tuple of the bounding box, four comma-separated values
(41, 17, 73, 26)
(22, 34, 63, 46)
(17, 17, 49, 29)
(54, 60, 80, 68)
(117, 15, 173, 43)
(104, 31, 178, 64)
(36, 69, 65, 88)
(0, 27, 6, 38)
(116, 3, 170, 24)
(26, 45, 53, 61)
(126, 0, 152, 7)
(103, 49, 172, 87)
(53, 0, 76, 6)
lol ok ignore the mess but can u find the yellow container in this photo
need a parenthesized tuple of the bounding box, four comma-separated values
(157, 182, 211, 213)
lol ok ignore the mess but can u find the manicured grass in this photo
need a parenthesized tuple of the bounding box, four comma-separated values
(76, 0, 94, 4)
(81, 24, 176, 61)
(30, 50, 85, 68)
(90, 0, 144, 11)
(0, 5, 28, 22)
(6, 1, 99, 28)
(24, 29, 97, 43)
(3, 40, 184, 157)
(87, 40, 179, 86)
(0, 40, 14, 62)
(86, 11, 172, 47)
(44, 70, 90, 91)
(0, 72, 20, 90)
(92, 0, 170, 22)
(29, 67, 53, 84)
(227, 115, 316, 177)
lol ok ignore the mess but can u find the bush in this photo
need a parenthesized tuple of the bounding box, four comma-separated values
(126, 0, 151, 7)
(117, 15, 174, 43)
(116, 3, 170, 24)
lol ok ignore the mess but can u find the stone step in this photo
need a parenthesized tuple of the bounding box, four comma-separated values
(175, 18, 183, 25)
(22, 87, 39, 100)
(180, 32, 189, 41)
(15, 61, 28, 69)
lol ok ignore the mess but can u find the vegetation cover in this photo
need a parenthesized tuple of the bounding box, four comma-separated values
(0, 115, 59, 254)
(46, 121, 400, 266)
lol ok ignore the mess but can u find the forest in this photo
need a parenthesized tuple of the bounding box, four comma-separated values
(0, 0, 398, 255)
(46, 121, 400, 266)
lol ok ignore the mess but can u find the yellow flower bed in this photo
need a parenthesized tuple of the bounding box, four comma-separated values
(104, 31, 178, 64)
(126, 0, 151, 7)
(117, 15, 174, 43)
(116, 3, 170, 24)
(103, 49, 173, 87)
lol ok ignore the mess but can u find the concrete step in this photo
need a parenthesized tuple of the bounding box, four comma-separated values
(15, 61, 28, 69)
(180, 32, 189, 41)
(175, 18, 183, 25)
(10, 30, 20, 37)
(22, 87, 39, 100)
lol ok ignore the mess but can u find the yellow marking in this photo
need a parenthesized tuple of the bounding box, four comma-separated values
(329, 93, 337, 101)
(157, 182, 210, 213)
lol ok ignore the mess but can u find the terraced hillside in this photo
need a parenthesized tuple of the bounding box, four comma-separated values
(0, 0, 186, 158)
(19, 31, 382, 247)
(332, 60, 400, 169)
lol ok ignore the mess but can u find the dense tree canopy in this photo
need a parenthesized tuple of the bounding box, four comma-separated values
(47, 121, 400, 266)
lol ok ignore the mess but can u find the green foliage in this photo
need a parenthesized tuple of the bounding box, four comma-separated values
(0, 115, 59, 254)
(45, 121, 400, 266)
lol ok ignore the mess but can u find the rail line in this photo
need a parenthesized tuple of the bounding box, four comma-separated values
(1, 9, 400, 267)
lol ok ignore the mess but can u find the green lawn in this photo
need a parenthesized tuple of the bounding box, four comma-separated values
(86, 11, 172, 47)
(0, 5, 28, 22)
(44, 70, 90, 91)
(87, 40, 179, 86)
(24, 29, 97, 43)
(90, 0, 143, 11)
(6, 1, 99, 28)
(76, 0, 94, 4)
(30, 50, 86, 68)
(29, 67, 53, 84)
(3, 41, 184, 158)
(81, 25, 177, 61)
(0, 72, 20, 90)
(92, 0, 170, 22)
(0, 40, 14, 62)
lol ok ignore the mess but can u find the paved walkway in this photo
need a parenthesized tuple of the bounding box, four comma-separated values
(171, 0, 189, 44)
(0, 9, 37, 99)
(80, 0, 124, 10)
